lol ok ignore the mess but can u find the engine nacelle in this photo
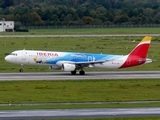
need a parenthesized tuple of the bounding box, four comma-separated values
(49, 65, 61, 70)
(62, 63, 76, 72)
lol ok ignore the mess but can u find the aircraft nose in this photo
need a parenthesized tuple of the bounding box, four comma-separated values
(5, 55, 10, 62)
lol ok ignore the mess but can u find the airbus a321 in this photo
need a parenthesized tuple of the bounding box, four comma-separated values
(5, 36, 152, 75)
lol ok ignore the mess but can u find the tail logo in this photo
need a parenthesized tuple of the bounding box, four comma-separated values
(120, 36, 152, 68)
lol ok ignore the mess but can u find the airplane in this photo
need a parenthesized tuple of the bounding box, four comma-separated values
(5, 36, 152, 75)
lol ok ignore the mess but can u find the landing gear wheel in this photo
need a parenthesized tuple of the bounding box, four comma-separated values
(79, 70, 85, 75)
(71, 70, 76, 75)
(19, 69, 23, 72)
(19, 64, 24, 72)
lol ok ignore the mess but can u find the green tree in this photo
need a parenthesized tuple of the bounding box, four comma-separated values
(5, 14, 14, 21)
(114, 15, 129, 24)
(72, 13, 80, 21)
(121, 8, 129, 15)
(70, 0, 78, 5)
(14, 14, 21, 21)
(95, 6, 107, 22)
(22, 12, 42, 25)
(154, 13, 160, 23)
(51, 14, 60, 25)
(83, 16, 94, 24)
(0, 0, 160, 26)
(2, 0, 14, 8)
(77, 6, 87, 18)
(64, 14, 73, 25)
(31, 12, 42, 24)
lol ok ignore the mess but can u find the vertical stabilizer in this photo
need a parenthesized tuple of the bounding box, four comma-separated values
(128, 36, 152, 58)
(120, 36, 152, 68)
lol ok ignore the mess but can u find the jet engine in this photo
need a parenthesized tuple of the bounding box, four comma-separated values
(49, 66, 61, 70)
(62, 63, 76, 72)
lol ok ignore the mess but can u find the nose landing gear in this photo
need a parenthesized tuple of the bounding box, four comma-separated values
(19, 64, 24, 72)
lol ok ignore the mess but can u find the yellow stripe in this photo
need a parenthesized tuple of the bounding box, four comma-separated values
(140, 36, 152, 43)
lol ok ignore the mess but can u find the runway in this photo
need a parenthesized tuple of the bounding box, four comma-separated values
(0, 34, 160, 37)
(0, 71, 160, 81)
(0, 108, 160, 119)
(1, 104, 160, 119)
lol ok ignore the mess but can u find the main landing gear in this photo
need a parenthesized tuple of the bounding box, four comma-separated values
(71, 70, 85, 75)
(71, 70, 76, 75)
(19, 64, 24, 72)
(79, 70, 85, 75)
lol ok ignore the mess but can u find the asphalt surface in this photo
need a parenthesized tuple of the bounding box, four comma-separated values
(1, 108, 160, 119)
(0, 34, 160, 37)
(0, 71, 160, 81)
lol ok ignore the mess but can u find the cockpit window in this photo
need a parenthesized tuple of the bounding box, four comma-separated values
(10, 53, 17, 56)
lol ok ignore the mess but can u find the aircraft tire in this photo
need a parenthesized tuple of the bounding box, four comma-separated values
(79, 70, 85, 75)
(19, 69, 23, 72)
(71, 70, 76, 75)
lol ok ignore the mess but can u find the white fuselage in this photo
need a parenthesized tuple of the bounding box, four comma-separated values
(5, 50, 128, 69)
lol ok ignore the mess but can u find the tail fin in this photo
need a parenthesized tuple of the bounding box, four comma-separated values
(129, 36, 152, 58)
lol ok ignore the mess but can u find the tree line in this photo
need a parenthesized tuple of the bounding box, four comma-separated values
(0, 0, 160, 27)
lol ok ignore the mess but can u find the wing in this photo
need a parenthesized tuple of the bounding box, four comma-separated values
(56, 59, 109, 69)
(74, 60, 107, 64)
(74, 60, 108, 68)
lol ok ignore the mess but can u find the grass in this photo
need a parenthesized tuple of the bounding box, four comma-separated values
(1, 36, 160, 72)
(0, 28, 160, 34)
(0, 79, 160, 104)
(1, 102, 160, 110)
(28, 28, 160, 34)
(0, 79, 160, 111)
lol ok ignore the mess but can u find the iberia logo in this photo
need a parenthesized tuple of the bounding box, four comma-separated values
(37, 52, 58, 56)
